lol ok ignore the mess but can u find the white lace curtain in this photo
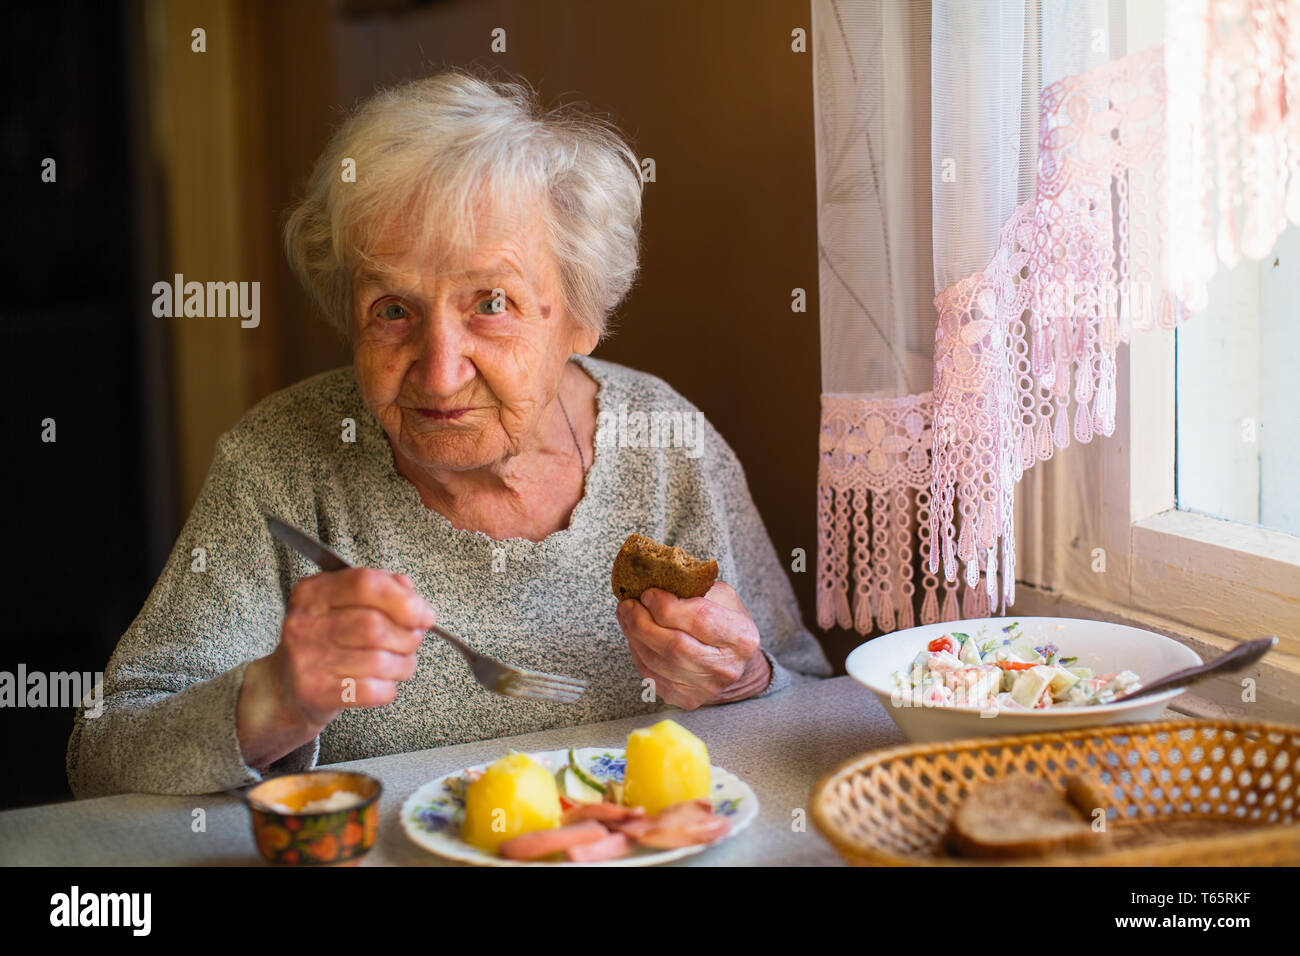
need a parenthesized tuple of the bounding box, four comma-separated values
(814, 0, 1300, 635)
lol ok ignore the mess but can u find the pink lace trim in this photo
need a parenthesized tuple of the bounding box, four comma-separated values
(819, 12, 1298, 632)
(1164, 0, 1300, 307)
(929, 46, 1192, 607)
(817, 392, 991, 634)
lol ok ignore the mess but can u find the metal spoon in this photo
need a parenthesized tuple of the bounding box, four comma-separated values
(1111, 635, 1278, 703)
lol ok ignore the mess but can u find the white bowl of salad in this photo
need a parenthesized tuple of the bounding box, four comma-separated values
(846, 616, 1202, 742)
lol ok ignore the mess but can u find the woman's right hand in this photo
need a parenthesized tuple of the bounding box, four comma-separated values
(237, 568, 436, 769)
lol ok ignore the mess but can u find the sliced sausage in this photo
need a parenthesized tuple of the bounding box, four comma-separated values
(633, 813, 730, 849)
(497, 820, 609, 860)
(562, 803, 646, 826)
(606, 816, 654, 840)
(656, 799, 715, 822)
(565, 831, 632, 862)
(614, 799, 731, 850)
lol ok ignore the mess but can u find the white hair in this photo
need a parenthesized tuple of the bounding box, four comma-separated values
(284, 70, 643, 339)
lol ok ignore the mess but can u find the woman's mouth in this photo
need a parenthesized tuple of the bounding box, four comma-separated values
(414, 407, 473, 421)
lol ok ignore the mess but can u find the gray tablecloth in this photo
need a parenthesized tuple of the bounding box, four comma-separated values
(0, 675, 1185, 866)
(4, 676, 901, 866)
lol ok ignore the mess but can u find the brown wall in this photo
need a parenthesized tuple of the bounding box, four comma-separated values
(162, 0, 866, 669)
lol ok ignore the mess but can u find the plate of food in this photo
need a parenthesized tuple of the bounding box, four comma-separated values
(401, 719, 757, 866)
(847, 616, 1204, 741)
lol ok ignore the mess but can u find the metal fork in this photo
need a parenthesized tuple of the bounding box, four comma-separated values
(264, 515, 588, 703)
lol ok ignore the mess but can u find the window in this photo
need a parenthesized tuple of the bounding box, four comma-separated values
(1013, 1, 1300, 688)
(1176, 223, 1300, 537)
(1117, 0, 1299, 663)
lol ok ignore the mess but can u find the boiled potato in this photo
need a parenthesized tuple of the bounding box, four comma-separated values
(623, 719, 711, 815)
(461, 752, 562, 853)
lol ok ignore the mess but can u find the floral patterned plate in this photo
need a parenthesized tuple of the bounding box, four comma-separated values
(400, 747, 758, 866)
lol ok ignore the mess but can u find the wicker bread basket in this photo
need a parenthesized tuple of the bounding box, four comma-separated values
(811, 718, 1300, 866)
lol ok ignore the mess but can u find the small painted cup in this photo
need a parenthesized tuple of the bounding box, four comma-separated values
(246, 770, 382, 866)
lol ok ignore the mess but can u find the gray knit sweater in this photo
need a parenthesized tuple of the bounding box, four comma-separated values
(66, 354, 831, 797)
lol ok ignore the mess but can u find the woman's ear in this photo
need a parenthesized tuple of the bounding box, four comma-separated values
(572, 323, 600, 356)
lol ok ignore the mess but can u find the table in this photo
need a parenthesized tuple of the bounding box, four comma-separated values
(0, 676, 1182, 866)
(2, 675, 893, 865)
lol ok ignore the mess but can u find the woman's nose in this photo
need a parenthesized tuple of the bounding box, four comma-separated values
(408, 302, 475, 397)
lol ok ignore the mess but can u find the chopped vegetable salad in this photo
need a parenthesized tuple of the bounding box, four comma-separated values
(890, 622, 1141, 710)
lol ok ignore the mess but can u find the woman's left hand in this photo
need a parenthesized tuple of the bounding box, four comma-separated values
(616, 581, 771, 710)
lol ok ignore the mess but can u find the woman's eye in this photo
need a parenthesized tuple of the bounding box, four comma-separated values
(474, 292, 510, 315)
(377, 302, 409, 321)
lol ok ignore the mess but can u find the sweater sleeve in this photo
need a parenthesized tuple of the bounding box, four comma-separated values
(66, 433, 320, 798)
(670, 417, 833, 699)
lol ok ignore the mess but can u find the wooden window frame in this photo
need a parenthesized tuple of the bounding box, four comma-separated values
(1008, 0, 1300, 721)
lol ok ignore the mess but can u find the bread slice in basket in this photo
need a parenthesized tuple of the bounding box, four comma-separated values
(946, 775, 1111, 859)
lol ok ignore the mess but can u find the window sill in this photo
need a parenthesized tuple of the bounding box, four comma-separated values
(1010, 582, 1300, 723)
(1129, 510, 1300, 657)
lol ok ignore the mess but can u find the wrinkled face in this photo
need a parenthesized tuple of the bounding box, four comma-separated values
(350, 202, 598, 474)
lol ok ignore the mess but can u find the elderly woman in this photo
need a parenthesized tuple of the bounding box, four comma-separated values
(67, 71, 830, 797)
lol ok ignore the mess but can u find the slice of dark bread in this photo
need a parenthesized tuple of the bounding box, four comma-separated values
(945, 775, 1111, 859)
(1064, 774, 1111, 821)
(611, 534, 718, 601)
